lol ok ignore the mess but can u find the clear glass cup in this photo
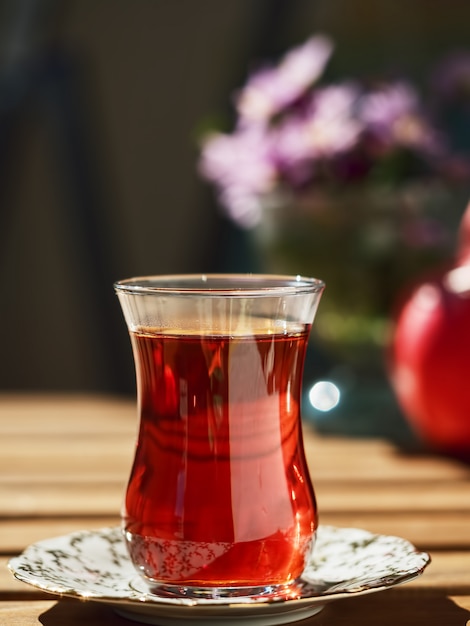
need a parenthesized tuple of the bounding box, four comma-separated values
(114, 274, 325, 599)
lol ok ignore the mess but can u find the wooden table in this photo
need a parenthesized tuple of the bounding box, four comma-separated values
(1, 393, 470, 625)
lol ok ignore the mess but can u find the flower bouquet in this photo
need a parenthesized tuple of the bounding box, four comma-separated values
(199, 35, 470, 352)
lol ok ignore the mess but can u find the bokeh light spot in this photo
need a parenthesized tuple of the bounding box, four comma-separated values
(308, 381, 341, 412)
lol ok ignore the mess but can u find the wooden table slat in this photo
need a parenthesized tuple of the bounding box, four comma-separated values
(2, 480, 469, 518)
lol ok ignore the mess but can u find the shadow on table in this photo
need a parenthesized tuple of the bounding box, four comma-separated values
(38, 590, 470, 625)
(39, 598, 130, 624)
(319, 591, 470, 625)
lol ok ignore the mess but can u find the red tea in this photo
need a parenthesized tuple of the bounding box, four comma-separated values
(124, 328, 317, 589)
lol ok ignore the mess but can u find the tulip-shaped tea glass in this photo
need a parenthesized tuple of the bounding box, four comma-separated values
(114, 274, 325, 598)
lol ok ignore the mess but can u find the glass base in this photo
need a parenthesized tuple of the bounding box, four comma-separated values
(142, 580, 304, 601)
(124, 529, 314, 602)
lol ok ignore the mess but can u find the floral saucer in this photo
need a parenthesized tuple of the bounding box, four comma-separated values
(8, 525, 430, 626)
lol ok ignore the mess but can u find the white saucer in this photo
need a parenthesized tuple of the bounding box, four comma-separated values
(8, 525, 430, 625)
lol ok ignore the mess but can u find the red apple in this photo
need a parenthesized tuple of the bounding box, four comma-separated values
(389, 203, 470, 458)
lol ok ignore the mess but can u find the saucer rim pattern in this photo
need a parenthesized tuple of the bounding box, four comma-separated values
(8, 525, 431, 619)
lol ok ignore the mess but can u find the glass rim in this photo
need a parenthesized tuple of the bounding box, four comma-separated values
(114, 273, 325, 297)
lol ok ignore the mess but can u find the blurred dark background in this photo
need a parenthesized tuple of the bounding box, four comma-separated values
(1, 0, 469, 395)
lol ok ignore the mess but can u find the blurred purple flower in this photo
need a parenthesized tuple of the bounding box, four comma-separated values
(358, 82, 443, 156)
(273, 83, 363, 186)
(235, 35, 333, 125)
(198, 127, 277, 226)
(199, 35, 470, 229)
